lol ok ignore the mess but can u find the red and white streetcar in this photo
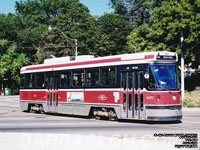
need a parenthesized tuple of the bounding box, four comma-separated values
(20, 51, 182, 121)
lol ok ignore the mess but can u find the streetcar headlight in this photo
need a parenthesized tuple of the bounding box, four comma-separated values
(172, 95, 176, 101)
(156, 95, 160, 102)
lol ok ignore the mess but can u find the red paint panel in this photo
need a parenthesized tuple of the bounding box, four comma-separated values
(20, 91, 46, 101)
(25, 58, 121, 71)
(20, 90, 181, 106)
(20, 91, 68, 103)
(145, 55, 154, 59)
(143, 91, 181, 105)
(84, 91, 120, 104)
(58, 91, 67, 102)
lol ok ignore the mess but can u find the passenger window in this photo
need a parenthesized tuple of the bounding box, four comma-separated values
(86, 69, 99, 87)
(20, 75, 26, 88)
(128, 73, 132, 90)
(102, 67, 116, 86)
(60, 71, 71, 87)
(26, 74, 35, 88)
(139, 72, 144, 90)
(72, 70, 84, 87)
(135, 73, 138, 90)
(36, 73, 45, 88)
(122, 73, 127, 90)
(141, 76, 144, 89)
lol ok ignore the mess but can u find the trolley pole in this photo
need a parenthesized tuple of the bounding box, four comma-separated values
(48, 26, 78, 59)
(180, 30, 184, 105)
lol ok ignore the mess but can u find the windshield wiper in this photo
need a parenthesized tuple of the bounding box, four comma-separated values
(149, 83, 170, 92)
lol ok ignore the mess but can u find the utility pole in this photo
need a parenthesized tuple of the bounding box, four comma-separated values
(181, 30, 184, 105)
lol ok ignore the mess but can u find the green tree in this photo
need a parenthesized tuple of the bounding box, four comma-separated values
(0, 13, 20, 42)
(110, 0, 152, 27)
(15, 0, 96, 63)
(129, 0, 151, 27)
(0, 46, 29, 94)
(109, 0, 128, 19)
(94, 13, 132, 56)
(0, 14, 21, 57)
(127, 0, 200, 67)
(0, 39, 10, 55)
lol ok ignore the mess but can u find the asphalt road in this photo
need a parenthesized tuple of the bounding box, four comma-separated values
(0, 96, 199, 150)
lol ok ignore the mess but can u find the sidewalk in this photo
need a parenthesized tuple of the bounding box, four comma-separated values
(0, 95, 19, 98)
(182, 107, 200, 111)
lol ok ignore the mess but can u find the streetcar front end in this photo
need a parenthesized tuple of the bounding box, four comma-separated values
(144, 59, 182, 121)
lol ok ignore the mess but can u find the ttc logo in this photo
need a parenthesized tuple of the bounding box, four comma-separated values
(98, 94, 108, 101)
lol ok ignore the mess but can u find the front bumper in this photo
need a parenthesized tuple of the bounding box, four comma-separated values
(146, 105, 182, 121)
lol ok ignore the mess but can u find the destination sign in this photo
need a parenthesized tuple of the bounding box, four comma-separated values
(156, 55, 176, 61)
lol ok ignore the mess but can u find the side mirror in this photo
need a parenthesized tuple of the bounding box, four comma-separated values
(144, 73, 149, 79)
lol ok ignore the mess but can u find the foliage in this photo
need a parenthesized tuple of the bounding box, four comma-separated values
(183, 98, 190, 107)
(187, 104, 195, 108)
(94, 13, 132, 56)
(0, 46, 29, 94)
(109, 0, 152, 27)
(184, 89, 200, 107)
(185, 73, 200, 91)
(129, 0, 152, 26)
(0, 14, 20, 56)
(127, 0, 200, 66)
(0, 39, 10, 55)
(109, 0, 128, 19)
(0, 13, 20, 42)
(15, 0, 96, 63)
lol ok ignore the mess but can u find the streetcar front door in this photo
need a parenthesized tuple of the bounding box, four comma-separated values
(133, 71, 145, 120)
(46, 72, 59, 112)
(121, 70, 145, 119)
(121, 71, 133, 119)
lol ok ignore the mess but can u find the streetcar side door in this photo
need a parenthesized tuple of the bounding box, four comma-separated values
(46, 72, 59, 112)
(121, 69, 145, 120)
(121, 71, 134, 119)
(133, 71, 145, 120)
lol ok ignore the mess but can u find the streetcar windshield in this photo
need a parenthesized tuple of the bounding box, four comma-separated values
(149, 64, 179, 90)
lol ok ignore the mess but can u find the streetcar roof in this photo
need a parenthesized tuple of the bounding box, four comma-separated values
(21, 51, 177, 74)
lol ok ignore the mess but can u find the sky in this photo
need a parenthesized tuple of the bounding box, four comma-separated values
(0, 0, 113, 16)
